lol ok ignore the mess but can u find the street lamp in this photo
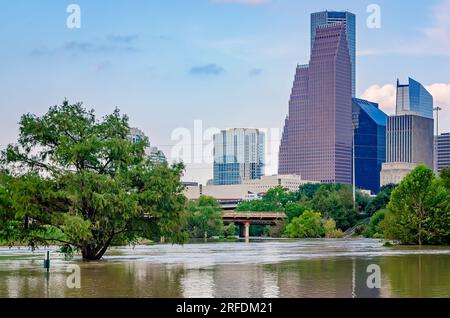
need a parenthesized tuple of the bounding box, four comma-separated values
(352, 108, 360, 210)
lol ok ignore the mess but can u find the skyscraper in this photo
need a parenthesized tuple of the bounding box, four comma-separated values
(396, 78, 433, 119)
(436, 133, 450, 173)
(128, 127, 167, 164)
(352, 98, 387, 194)
(311, 11, 356, 97)
(380, 78, 434, 186)
(279, 22, 353, 184)
(213, 128, 265, 185)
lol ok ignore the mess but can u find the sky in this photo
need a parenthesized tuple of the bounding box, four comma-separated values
(0, 0, 449, 184)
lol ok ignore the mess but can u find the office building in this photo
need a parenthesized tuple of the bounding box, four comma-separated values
(352, 98, 387, 194)
(213, 128, 265, 185)
(279, 22, 353, 184)
(380, 78, 434, 186)
(128, 127, 167, 164)
(311, 11, 356, 96)
(436, 133, 450, 173)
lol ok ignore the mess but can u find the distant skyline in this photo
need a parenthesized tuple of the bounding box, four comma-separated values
(0, 0, 449, 184)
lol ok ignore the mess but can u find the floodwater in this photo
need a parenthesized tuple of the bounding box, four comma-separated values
(0, 239, 449, 298)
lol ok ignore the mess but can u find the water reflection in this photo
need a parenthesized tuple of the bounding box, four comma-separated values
(0, 240, 449, 298)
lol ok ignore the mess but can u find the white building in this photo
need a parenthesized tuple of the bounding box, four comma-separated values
(185, 175, 317, 200)
(380, 162, 418, 186)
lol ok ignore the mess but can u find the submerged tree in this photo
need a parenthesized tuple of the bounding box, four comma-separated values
(0, 101, 188, 260)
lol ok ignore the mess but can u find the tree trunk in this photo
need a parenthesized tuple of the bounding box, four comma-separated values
(81, 236, 114, 260)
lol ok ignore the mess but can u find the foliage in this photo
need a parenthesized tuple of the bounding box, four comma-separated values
(365, 184, 396, 216)
(186, 196, 224, 238)
(364, 210, 385, 238)
(236, 187, 295, 212)
(383, 165, 450, 245)
(224, 223, 237, 237)
(284, 202, 306, 222)
(0, 101, 188, 259)
(307, 184, 359, 231)
(284, 211, 324, 238)
(323, 219, 344, 238)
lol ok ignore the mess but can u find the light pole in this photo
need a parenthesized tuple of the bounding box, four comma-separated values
(352, 108, 360, 210)
(434, 107, 442, 174)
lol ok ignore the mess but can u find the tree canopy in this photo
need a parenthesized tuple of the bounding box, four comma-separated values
(0, 101, 188, 260)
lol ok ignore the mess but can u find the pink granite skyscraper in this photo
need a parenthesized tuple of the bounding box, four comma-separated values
(279, 23, 352, 184)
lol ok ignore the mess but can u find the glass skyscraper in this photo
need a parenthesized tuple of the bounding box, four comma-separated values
(213, 128, 265, 185)
(396, 78, 433, 119)
(279, 22, 353, 184)
(311, 11, 356, 97)
(352, 98, 387, 194)
(381, 78, 434, 186)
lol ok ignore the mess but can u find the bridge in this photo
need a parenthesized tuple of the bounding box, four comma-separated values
(222, 211, 287, 241)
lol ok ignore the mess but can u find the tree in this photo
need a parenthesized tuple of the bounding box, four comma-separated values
(309, 184, 358, 230)
(384, 165, 450, 245)
(363, 209, 385, 238)
(0, 101, 188, 260)
(365, 184, 396, 216)
(440, 167, 450, 190)
(186, 195, 224, 238)
(284, 202, 306, 222)
(284, 210, 324, 238)
(236, 187, 294, 212)
(323, 219, 344, 238)
(224, 223, 237, 237)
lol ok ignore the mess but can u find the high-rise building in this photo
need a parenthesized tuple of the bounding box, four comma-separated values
(380, 78, 434, 186)
(311, 11, 356, 96)
(396, 78, 433, 119)
(352, 98, 387, 194)
(213, 128, 265, 185)
(279, 22, 352, 184)
(436, 133, 450, 173)
(128, 127, 167, 164)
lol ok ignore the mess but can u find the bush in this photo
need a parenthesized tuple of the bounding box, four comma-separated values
(285, 211, 324, 238)
(323, 219, 344, 238)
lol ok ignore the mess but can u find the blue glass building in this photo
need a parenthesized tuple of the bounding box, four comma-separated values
(396, 78, 433, 119)
(352, 98, 387, 194)
(311, 11, 356, 97)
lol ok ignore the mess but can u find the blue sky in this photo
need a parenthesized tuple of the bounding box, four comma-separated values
(0, 0, 449, 183)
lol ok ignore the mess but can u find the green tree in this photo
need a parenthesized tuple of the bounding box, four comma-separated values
(0, 101, 188, 260)
(284, 202, 306, 222)
(323, 219, 344, 238)
(309, 184, 358, 230)
(384, 165, 450, 245)
(364, 209, 385, 238)
(440, 167, 450, 190)
(186, 196, 224, 238)
(284, 210, 324, 238)
(365, 184, 396, 216)
(224, 223, 237, 237)
(236, 186, 295, 212)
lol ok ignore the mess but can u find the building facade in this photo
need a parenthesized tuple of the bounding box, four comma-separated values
(380, 78, 434, 186)
(396, 78, 433, 119)
(311, 11, 356, 96)
(186, 175, 317, 201)
(436, 133, 450, 173)
(213, 128, 265, 185)
(128, 127, 167, 164)
(279, 22, 353, 184)
(352, 98, 387, 194)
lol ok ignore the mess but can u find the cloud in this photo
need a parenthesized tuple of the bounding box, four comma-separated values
(189, 64, 226, 76)
(248, 68, 263, 77)
(427, 83, 450, 108)
(361, 84, 397, 115)
(95, 61, 113, 72)
(108, 34, 139, 44)
(209, 0, 269, 4)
